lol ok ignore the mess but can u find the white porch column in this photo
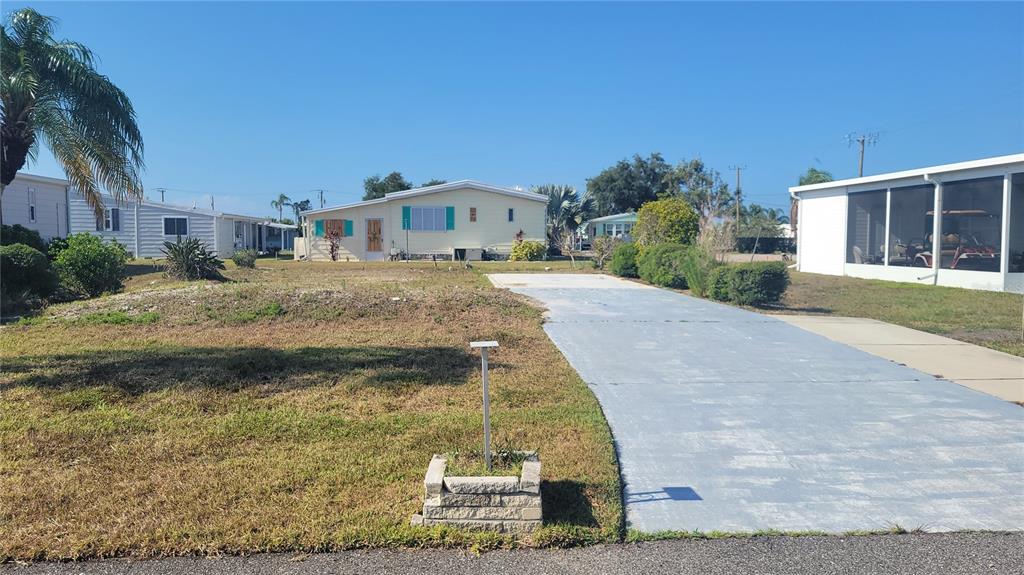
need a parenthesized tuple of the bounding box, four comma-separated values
(931, 179, 943, 281)
(883, 188, 891, 266)
(1001, 173, 1011, 280)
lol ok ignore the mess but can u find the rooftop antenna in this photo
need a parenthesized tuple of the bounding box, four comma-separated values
(846, 132, 879, 177)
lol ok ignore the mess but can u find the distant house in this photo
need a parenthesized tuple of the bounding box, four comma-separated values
(67, 193, 281, 258)
(263, 221, 300, 252)
(584, 212, 637, 241)
(298, 180, 546, 261)
(1, 173, 70, 241)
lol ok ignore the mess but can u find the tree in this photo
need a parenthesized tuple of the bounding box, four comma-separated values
(586, 153, 674, 216)
(1, 8, 144, 224)
(363, 171, 413, 200)
(798, 167, 834, 186)
(271, 194, 291, 222)
(793, 167, 833, 239)
(534, 184, 592, 251)
(633, 197, 700, 252)
(421, 179, 447, 187)
(739, 203, 788, 238)
(667, 159, 733, 228)
(290, 199, 311, 234)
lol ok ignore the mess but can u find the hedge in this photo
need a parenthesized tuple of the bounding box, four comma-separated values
(637, 243, 688, 289)
(0, 243, 57, 301)
(1, 224, 46, 252)
(707, 261, 789, 305)
(609, 242, 639, 278)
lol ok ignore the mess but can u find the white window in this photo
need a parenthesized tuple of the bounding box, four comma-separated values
(410, 206, 446, 231)
(28, 189, 36, 222)
(163, 217, 188, 236)
(95, 208, 120, 232)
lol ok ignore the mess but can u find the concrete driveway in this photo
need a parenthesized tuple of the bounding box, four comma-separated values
(488, 274, 1024, 533)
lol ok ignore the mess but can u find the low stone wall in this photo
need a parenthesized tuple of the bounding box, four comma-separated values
(411, 453, 542, 533)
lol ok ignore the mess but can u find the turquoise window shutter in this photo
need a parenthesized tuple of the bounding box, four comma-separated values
(445, 206, 455, 230)
(402, 206, 411, 230)
(344, 219, 353, 237)
(314, 220, 324, 236)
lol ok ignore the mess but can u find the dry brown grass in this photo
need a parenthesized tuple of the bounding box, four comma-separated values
(0, 260, 621, 560)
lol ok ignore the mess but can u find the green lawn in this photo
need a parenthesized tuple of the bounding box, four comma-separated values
(0, 260, 620, 560)
(774, 271, 1024, 357)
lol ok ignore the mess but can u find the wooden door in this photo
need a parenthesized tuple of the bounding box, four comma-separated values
(366, 218, 382, 252)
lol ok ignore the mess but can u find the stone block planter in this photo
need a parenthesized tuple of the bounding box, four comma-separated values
(411, 452, 542, 533)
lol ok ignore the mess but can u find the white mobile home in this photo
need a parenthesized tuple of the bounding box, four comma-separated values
(298, 180, 546, 261)
(68, 193, 272, 258)
(1, 173, 70, 241)
(790, 154, 1024, 293)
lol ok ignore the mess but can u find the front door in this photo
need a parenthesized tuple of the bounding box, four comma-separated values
(366, 218, 383, 253)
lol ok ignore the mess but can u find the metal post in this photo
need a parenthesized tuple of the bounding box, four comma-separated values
(470, 341, 499, 472)
(481, 347, 492, 472)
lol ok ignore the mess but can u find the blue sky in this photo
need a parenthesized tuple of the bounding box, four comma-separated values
(9, 1, 1024, 217)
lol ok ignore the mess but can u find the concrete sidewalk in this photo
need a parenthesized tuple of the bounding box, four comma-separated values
(776, 315, 1024, 403)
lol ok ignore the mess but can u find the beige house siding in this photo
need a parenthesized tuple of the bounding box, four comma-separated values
(302, 184, 546, 261)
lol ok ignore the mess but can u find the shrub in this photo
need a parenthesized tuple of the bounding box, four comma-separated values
(162, 237, 225, 280)
(591, 236, 622, 270)
(46, 237, 69, 260)
(679, 245, 719, 298)
(0, 243, 58, 307)
(638, 243, 688, 288)
(706, 266, 731, 301)
(53, 233, 129, 298)
(634, 198, 699, 254)
(609, 242, 639, 278)
(231, 249, 258, 268)
(0, 224, 46, 252)
(508, 240, 546, 261)
(725, 261, 790, 306)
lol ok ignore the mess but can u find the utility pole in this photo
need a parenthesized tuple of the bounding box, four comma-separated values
(317, 189, 325, 209)
(729, 165, 746, 226)
(847, 132, 879, 177)
(155, 188, 166, 202)
(210, 196, 215, 211)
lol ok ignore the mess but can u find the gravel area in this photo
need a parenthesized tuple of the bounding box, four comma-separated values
(4, 533, 1022, 575)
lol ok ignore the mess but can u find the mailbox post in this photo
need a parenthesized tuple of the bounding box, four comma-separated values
(470, 340, 499, 472)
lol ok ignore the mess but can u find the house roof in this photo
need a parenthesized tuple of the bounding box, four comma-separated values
(585, 211, 638, 224)
(11, 172, 71, 187)
(301, 180, 545, 216)
(262, 221, 298, 229)
(89, 192, 267, 221)
(789, 153, 1024, 195)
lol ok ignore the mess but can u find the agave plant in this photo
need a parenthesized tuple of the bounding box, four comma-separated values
(1, 8, 144, 222)
(162, 238, 225, 281)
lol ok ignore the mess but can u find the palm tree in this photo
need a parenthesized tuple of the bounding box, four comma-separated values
(1, 8, 144, 223)
(271, 194, 291, 223)
(534, 184, 593, 249)
(290, 199, 311, 222)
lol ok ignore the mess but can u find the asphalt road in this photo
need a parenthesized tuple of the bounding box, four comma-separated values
(488, 274, 1024, 533)
(4, 533, 1022, 575)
